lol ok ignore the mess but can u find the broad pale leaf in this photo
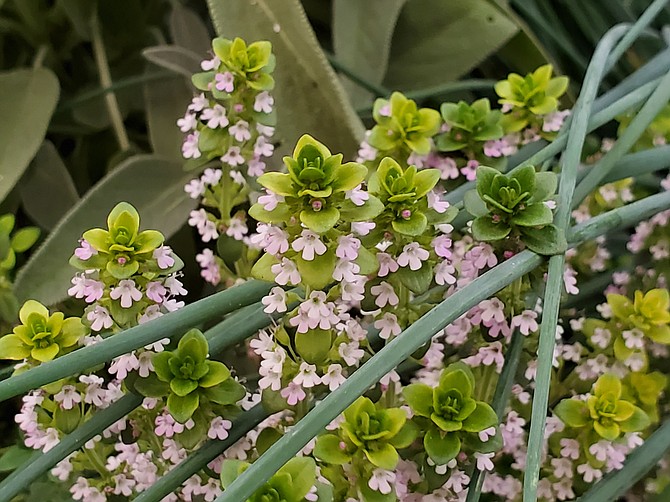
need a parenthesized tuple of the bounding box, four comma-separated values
(0, 68, 60, 203)
(383, 0, 518, 90)
(206, 0, 364, 159)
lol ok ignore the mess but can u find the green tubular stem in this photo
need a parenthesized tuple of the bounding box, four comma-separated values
(578, 419, 670, 502)
(0, 393, 143, 502)
(214, 190, 670, 502)
(573, 67, 670, 205)
(134, 404, 269, 502)
(466, 329, 525, 502)
(525, 20, 630, 501)
(0, 280, 273, 402)
(568, 191, 670, 243)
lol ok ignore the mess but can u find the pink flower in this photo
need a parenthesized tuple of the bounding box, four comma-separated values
(254, 136, 274, 157)
(229, 119, 251, 142)
(345, 185, 369, 206)
(214, 72, 234, 92)
(292, 230, 327, 260)
(110, 279, 143, 308)
(431, 235, 452, 258)
(208, 417, 233, 440)
(271, 258, 301, 286)
(254, 91, 274, 113)
(87, 306, 113, 332)
(182, 132, 201, 159)
(201, 104, 229, 128)
(434, 261, 456, 285)
(146, 281, 167, 303)
(74, 239, 96, 260)
(200, 56, 220, 71)
(108, 353, 140, 380)
(396, 243, 429, 270)
(511, 310, 539, 335)
(188, 93, 208, 112)
(153, 246, 175, 269)
(336, 235, 360, 260)
(262, 287, 287, 314)
(321, 364, 345, 391)
(155, 413, 184, 438)
(475, 452, 495, 471)
(293, 362, 321, 388)
(427, 190, 450, 213)
(371, 281, 399, 308)
(257, 190, 284, 211)
(377, 252, 399, 277)
(368, 469, 395, 494)
(332, 259, 361, 282)
(564, 266, 579, 294)
(54, 385, 81, 410)
(338, 342, 364, 366)
(280, 381, 306, 405)
(177, 112, 197, 132)
(221, 146, 245, 166)
(374, 313, 402, 339)
(479, 298, 506, 325)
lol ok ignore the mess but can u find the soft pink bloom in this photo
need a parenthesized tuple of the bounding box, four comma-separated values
(74, 239, 96, 260)
(87, 306, 113, 331)
(371, 281, 399, 308)
(280, 381, 306, 405)
(292, 230, 327, 260)
(201, 104, 229, 128)
(153, 246, 175, 269)
(214, 72, 234, 92)
(110, 279, 143, 308)
(396, 242, 429, 270)
(208, 417, 233, 440)
(254, 91, 274, 113)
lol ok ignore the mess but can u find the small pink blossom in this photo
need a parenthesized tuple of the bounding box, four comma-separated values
(214, 72, 234, 92)
(74, 239, 96, 260)
(280, 381, 306, 405)
(254, 91, 274, 113)
(397, 242, 429, 270)
(292, 230, 327, 261)
(208, 417, 233, 440)
(110, 279, 143, 308)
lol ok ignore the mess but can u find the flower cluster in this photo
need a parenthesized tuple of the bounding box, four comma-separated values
(181, 37, 277, 287)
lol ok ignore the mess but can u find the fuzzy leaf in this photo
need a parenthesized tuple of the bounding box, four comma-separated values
(554, 399, 589, 428)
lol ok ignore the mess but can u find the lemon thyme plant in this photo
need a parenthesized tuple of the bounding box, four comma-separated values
(0, 11, 670, 502)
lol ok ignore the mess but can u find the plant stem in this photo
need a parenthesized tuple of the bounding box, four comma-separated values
(90, 11, 130, 152)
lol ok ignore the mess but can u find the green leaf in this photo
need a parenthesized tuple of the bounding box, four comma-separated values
(258, 172, 295, 197)
(142, 45, 202, 78)
(392, 211, 427, 236)
(295, 329, 332, 365)
(250, 253, 279, 283)
(332, 0, 406, 107)
(620, 406, 651, 433)
(204, 377, 246, 405)
(354, 246, 379, 275)
(510, 164, 536, 194)
(132, 373, 169, 397)
(0, 68, 60, 204)
(396, 262, 433, 294)
(314, 434, 352, 465)
(169, 3, 212, 54)
(19, 141, 80, 231)
(464, 189, 489, 217)
(475, 166, 501, 199)
(471, 215, 511, 241)
(220, 460, 248, 488)
(278, 457, 316, 500)
(207, 0, 364, 158)
(340, 196, 384, 222)
(170, 378, 199, 397)
(13, 156, 196, 305)
(10, 228, 40, 253)
(531, 171, 558, 202)
(144, 64, 194, 159)
(300, 206, 340, 233)
(554, 399, 589, 427)
(461, 402, 498, 432)
(199, 361, 231, 388)
(424, 428, 461, 465)
(364, 443, 399, 470)
(383, 0, 518, 90)
(296, 251, 336, 290)
(167, 391, 200, 423)
(511, 203, 553, 227)
(54, 406, 81, 434)
(402, 383, 433, 417)
(358, 482, 397, 502)
(521, 224, 567, 255)
(0, 445, 33, 473)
